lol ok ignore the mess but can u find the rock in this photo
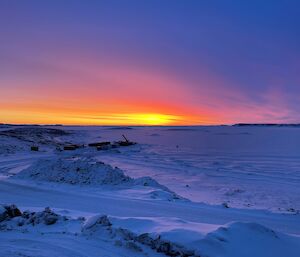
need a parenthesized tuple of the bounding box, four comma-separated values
(157, 241, 171, 253)
(40, 207, 59, 225)
(0, 205, 7, 222)
(82, 215, 112, 231)
(44, 207, 52, 213)
(44, 214, 58, 225)
(0, 204, 22, 222)
(222, 202, 229, 208)
(116, 228, 135, 241)
(21, 210, 32, 219)
(96, 215, 111, 226)
(4, 204, 22, 218)
(21, 207, 61, 226)
(125, 241, 142, 252)
(137, 233, 155, 248)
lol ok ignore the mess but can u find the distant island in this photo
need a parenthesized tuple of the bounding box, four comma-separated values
(233, 123, 300, 127)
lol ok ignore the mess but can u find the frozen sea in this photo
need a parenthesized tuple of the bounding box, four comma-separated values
(0, 125, 299, 257)
(70, 125, 300, 211)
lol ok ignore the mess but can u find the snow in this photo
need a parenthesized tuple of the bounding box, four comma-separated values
(0, 125, 300, 256)
(194, 222, 300, 257)
(15, 156, 132, 185)
(13, 155, 182, 201)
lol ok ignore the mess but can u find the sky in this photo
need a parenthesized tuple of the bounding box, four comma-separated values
(0, 0, 299, 125)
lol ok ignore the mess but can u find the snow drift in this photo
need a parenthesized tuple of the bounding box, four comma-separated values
(13, 156, 183, 200)
(15, 156, 131, 185)
(1, 204, 300, 257)
(82, 214, 300, 257)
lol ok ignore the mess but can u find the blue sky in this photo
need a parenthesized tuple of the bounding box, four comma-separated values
(0, 0, 299, 124)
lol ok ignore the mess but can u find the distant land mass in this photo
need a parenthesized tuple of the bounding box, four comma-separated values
(233, 123, 300, 127)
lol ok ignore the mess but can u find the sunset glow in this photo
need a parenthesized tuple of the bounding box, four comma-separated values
(0, 1, 299, 125)
(0, 109, 196, 126)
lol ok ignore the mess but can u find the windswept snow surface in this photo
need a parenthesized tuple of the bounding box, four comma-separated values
(0, 125, 300, 257)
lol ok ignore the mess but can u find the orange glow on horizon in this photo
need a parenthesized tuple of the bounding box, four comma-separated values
(0, 51, 230, 126)
(0, 110, 209, 126)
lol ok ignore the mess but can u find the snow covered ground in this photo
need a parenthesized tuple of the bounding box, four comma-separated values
(0, 125, 299, 257)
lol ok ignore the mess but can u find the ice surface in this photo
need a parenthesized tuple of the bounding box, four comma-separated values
(0, 125, 299, 256)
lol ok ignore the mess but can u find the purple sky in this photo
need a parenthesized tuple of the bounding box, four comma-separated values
(0, 0, 299, 124)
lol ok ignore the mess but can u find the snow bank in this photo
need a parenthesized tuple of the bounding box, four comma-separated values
(82, 214, 196, 256)
(194, 222, 300, 257)
(14, 156, 131, 185)
(0, 204, 158, 257)
(14, 156, 183, 200)
(82, 214, 300, 257)
(1, 204, 300, 257)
